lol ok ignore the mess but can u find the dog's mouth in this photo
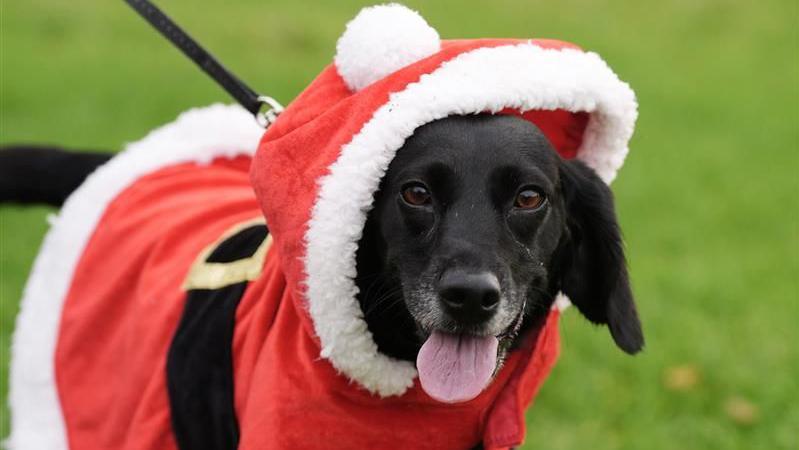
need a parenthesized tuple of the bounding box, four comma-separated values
(415, 303, 525, 403)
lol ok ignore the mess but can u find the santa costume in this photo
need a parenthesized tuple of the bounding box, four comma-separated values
(8, 4, 637, 449)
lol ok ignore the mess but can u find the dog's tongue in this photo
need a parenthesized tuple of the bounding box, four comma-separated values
(416, 331, 499, 403)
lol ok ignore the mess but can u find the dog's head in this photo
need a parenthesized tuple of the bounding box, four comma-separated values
(356, 114, 642, 401)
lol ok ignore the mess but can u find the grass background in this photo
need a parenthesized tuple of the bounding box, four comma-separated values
(1, 0, 797, 448)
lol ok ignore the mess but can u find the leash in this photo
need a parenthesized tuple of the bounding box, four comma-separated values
(123, 0, 283, 127)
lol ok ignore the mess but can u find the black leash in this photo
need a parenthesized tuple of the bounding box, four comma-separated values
(123, 0, 282, 127)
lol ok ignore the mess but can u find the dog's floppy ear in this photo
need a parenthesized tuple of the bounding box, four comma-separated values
(557, 159, 644, 354)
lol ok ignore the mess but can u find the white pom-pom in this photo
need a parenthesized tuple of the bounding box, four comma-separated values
(335, 4, 440, 92)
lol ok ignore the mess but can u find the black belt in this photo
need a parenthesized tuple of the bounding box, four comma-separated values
(123, 0, 282, 126)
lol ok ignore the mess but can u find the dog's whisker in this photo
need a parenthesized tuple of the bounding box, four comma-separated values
(362, 286, 405, 316)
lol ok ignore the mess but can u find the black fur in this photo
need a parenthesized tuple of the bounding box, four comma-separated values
(356, 114, 643, 361)
(556, 160, 644, 353)
(0, 145, 110, 206)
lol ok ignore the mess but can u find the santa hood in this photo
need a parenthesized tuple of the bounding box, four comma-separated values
(250, 3, 637, 398)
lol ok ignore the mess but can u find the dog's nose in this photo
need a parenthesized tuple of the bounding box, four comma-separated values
(438, 271, 501, 323)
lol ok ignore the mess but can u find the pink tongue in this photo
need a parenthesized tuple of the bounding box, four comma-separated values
(416, 331, 499, 403)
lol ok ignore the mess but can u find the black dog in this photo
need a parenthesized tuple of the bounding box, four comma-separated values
(356, 115, 642, 377)
(1, 114, 643, 374)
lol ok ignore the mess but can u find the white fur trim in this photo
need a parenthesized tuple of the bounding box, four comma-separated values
(7, 104, 262, 449)
(554, 292, 572, 311)
(335, 4, 440, 92)
(306, 43, 637, 396)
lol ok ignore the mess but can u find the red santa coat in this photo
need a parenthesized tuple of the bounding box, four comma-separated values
(8, 4, 637, 450)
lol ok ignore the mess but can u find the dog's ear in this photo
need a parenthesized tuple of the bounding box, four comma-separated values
(557, 159, 644, 354)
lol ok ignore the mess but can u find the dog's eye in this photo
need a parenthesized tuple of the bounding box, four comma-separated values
(401, 183, 432, 207)
(514, 188, 545, 210)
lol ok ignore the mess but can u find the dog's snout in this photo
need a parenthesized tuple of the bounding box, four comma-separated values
(438, 271, 500, 323)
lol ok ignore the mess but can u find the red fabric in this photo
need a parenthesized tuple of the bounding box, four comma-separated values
(56, 157, 257, 450)
(507, 109, 589, 160)
(483, 311, 561, 449)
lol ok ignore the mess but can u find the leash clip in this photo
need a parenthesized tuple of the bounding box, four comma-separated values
(124, 0, 285, 129)
(255, 96, 284, 128)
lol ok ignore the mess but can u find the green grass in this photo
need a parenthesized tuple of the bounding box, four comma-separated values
(2, 0, 797, 448)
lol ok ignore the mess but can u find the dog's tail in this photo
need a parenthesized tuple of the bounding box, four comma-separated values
(0, 145, 112, 207)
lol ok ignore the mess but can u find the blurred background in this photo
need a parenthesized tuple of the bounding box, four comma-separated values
(1, 0, 796, 448)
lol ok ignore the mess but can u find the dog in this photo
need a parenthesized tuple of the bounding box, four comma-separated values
(356, 114, 642, 371)
(4, 4, 642, 449)
(1, 113, 642, 448)
(1, 113, 642, 361)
